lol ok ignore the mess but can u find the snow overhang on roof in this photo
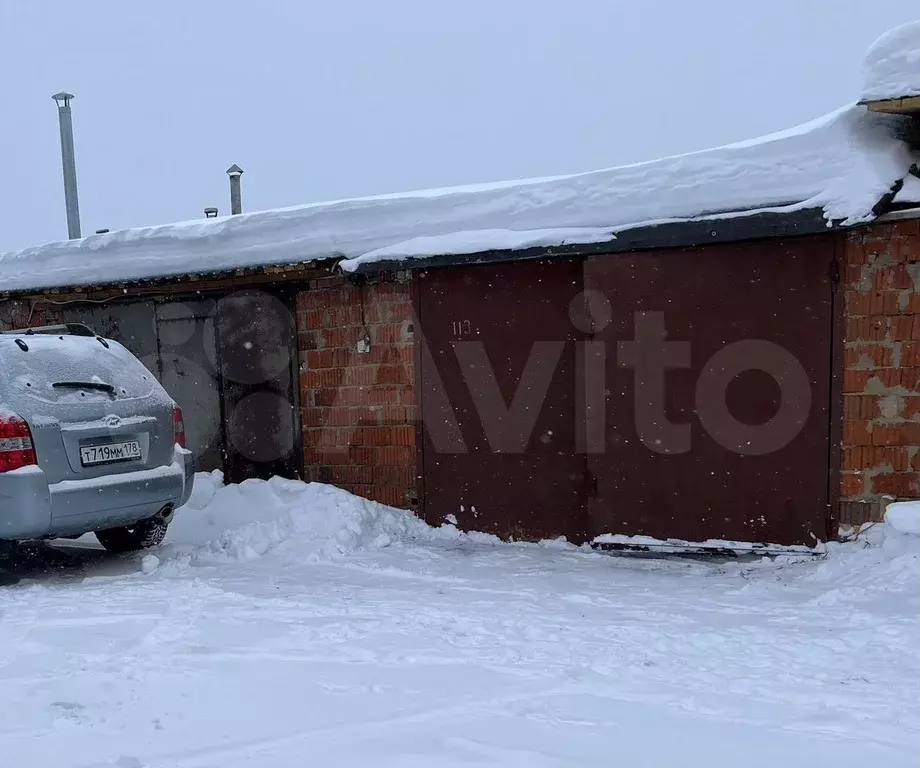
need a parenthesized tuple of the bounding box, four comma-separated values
(1, 24, 919, 293)
(860, 20, 920, 112)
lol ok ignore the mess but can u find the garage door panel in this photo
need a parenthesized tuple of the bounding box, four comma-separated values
(418, 259, 589, 542)
(585, 238, 833, 546)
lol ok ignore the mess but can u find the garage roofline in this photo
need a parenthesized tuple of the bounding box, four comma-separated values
(343, 207, 841, 275)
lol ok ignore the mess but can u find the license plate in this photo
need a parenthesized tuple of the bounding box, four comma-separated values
(80, 440, 142, 466)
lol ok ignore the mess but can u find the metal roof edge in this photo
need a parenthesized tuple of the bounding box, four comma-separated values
(345, 207, 839, 275)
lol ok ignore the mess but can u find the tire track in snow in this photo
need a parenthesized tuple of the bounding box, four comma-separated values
(145, 681, 580, 768)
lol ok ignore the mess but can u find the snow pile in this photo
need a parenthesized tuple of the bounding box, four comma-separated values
(808, 521, 919, 600)
(885, 500, 920, 535)
(1, 104, 917, 289)
(861, 20, 920, 101)
(164, 473, 920, 587)
(163, 471, 475, 565)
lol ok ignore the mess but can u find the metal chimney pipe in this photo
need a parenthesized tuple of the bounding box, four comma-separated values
(227, 164, 243, 215)
(51, 92, 82, 239)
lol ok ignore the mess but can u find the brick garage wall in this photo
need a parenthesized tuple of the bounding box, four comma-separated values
(297, 273, 418, 508)
(841, 217, 920, 524)
(0, 299, 61, 332)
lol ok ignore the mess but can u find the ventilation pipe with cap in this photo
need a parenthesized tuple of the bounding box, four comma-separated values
(52, 92, 81, 239)
(227, 164, 243, 215)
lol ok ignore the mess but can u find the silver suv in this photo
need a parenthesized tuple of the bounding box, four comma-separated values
(0, 324, 193, 562)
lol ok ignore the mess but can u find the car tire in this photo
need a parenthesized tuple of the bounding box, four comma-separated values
(0, 540, 22, 586)
(95, 519, 169, 554)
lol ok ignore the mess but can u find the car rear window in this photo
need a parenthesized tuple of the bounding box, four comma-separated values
(0, 335, 158, 403)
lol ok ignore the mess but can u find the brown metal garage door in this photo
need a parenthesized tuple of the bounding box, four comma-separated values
(416, 259, 590, 542)
(584, 237, 834, 546)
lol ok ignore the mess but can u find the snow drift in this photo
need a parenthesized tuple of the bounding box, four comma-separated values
(861, 20, 920, 101)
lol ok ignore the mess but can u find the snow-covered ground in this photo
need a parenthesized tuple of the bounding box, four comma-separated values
(1, 473, 918, 767)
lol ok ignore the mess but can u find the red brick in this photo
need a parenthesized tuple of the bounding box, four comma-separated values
(870, 425, 901, 446)
(297, 330, 317, 351)
(901, 367, 920, 391)
(874, 264, 914, 290)
(913, 451, 920, 470)
(901, 342, 920, 367)
(871, 422, 920, 446)
(871, 472, 920, 497)
(889, 316, 913, 341)
(841, 473, 865, 498)
(391, 425, 416, 446)
(846, 291, 902, 316)
(303, 309, 326, 329)
(303, 445, 351, 466)
(843, 395, 878, 420)
(363, 486, 408, 507)
(377, 405, 407, 424)
(887, 447, 912, 471)
(374, 364, 411, 385)
(376, 446, 415, 466)
(844, 344, 894, 368)
(301, 407, 326, 427)
(904, 397, 920, 420)
(370, 324, 404, 345)
(341, 366, 379, 387)
(842, 447, 863, 471)
(876, 369, 903, 388)
(372, 465, 417, 487)
(868, 223, 895, 240)
(301, 368, 343, 389)
(322, 326, 363, 348)
(846, 316, 888, 342)
(843, 370, 873, 393)
(844, 419, 872, 445)
(330, 465, 374, 485)
(845, 446, 911, 471)
(844, 264, 863, 286)
(843, 291, 866, 315)
(363, 387, 401, 406)
(369, 282, 411, 300)
(315, 387, 370, 407)
(844, 240, 868, 266)
(348, 445, 375, 465)
(363, 302, 412, 324)
(893, 219, 920, 236)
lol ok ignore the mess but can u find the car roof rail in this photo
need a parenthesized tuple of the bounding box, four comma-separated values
(2, 323, 97, 337)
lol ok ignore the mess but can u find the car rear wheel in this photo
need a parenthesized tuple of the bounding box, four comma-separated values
(95, 519, 169, 554)
(0, 540, 21, 585)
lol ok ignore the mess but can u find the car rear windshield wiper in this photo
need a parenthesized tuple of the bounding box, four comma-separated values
(52, 381, 116, 394)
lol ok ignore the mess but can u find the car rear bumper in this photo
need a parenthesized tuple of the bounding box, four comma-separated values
(0, 446, 194, 540)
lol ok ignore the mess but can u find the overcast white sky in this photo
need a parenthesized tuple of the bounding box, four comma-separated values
(0, 0, 916, 254)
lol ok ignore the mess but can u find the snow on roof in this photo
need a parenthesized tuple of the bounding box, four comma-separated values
(0, 105, 917, 292)
(861, 20, 920, 102)
(893, 173, 920, 204)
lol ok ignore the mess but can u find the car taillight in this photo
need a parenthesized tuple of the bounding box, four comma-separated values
(0, 412, 38, 472)
(172, 405, 186, 448)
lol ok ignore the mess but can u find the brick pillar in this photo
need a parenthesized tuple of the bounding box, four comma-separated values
(296, 273, 418, 508)
(840, 217, 920, 524)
